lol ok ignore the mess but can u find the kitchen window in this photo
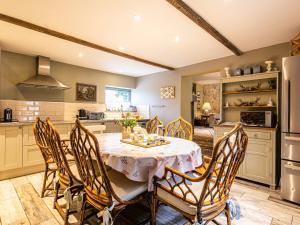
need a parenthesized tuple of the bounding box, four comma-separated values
(105, 87, 131, 111)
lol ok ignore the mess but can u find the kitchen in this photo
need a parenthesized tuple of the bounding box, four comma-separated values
(1, 1, 300, 225)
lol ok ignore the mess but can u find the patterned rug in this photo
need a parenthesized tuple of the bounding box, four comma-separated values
(193, 127, 214, 156)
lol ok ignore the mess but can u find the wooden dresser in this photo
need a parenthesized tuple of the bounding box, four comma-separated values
(214, 71, 280, 188)
(214, 125, 277, 188)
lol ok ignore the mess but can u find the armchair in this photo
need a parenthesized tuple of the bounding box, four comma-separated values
(152, 123, 248, 225)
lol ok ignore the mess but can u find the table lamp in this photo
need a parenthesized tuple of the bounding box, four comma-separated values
(202, 102, 212, 115)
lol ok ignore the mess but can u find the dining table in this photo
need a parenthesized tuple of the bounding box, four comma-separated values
(95, 133, 203, 190)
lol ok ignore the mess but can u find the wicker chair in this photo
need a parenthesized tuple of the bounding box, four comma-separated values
(152, 123, 248, 225)
(33, 118, 57, 198)
(164, 117, 193, 140)
(69, 119, 148, 224)
(45, 119, 83, 225)
(146, 116, 163, 134)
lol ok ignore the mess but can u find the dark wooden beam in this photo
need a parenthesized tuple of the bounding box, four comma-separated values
(166, 0, 243, 56)
(0, 13, 175, 70)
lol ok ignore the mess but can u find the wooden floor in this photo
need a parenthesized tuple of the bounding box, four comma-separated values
(0, 173, 300, 225)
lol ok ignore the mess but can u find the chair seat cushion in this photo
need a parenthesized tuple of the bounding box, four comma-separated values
(108, 169, 147, 202)
(157, 179, 205, 215)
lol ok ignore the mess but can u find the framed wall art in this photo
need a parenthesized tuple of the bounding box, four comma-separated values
(76, 83, 97, 102)
(160, 86, 175, 99)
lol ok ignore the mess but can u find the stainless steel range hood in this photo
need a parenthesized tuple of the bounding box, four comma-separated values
(17, 56, 69, 90)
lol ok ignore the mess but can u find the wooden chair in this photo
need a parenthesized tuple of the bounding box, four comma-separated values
(45, 119, 83, 225)
(164, 117, 193, 140)
(33, 118, 56, 197)
(146, 116, 163, 134)
(69, 119, 148, 224)
(152, 123, 248, 225)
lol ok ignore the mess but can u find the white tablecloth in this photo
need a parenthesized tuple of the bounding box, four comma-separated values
(96, 133, 203, 190)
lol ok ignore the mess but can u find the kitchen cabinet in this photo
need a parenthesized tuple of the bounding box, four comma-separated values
(0, 126, 23, 171)
(22, 123, 72, 167)
(214, 126, 276, 187)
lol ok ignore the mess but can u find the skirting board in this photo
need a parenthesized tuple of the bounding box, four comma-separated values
(0, 164, 44, 180)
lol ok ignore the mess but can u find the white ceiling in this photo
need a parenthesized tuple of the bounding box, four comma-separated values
(0, 0, 299, 77)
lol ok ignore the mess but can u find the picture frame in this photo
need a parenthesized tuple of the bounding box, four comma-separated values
(160, 86, 175, 99)
(76, 83, 97, 102)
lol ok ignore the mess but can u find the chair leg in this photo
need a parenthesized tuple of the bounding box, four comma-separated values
(225, 203, 231, 225)
(41, 164, 49, 198)
(80, 196, 87, 225)
(64, 210, 70, 225)
(53, 181, 60, 209)
(150, 194, 158, 225)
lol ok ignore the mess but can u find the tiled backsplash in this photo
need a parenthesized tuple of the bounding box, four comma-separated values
(0, 100, 106, 122)
(0, 100, 149, 122)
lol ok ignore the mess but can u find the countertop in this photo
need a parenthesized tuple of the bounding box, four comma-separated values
(0, 118, 149, 127)
(214, 122, 277, 131)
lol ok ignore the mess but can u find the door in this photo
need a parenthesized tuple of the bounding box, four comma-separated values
(281, 160, 300, 204)
(282, 55, 300, 133)
(282, 133, 300, 162)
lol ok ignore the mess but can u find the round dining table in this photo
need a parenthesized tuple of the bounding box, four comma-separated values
(95, 133, 203, 190)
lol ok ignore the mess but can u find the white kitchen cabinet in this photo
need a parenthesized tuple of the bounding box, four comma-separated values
(22, 123, 72, 167)
(0, 126, 23, 171)
(214, 125, 276, 187)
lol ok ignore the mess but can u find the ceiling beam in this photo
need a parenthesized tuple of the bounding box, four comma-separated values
(0, 13, 175, 70)
(166, 0, 243, 56)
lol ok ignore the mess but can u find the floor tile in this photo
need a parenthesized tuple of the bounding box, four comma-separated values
(13, 183, 56, 225)
(0, 197, 30, 225)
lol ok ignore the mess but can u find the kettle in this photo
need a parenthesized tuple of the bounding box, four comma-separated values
(4, 108, 12, 122)
(78, 109, 88, 120)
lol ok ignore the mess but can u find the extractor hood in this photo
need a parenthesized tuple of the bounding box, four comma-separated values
(17, 56, 69, 90)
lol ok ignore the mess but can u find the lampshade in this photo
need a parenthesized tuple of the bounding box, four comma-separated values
(202, 102, 212, 111)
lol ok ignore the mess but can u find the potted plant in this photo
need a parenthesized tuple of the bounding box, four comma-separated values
(121, 117, 137, 139)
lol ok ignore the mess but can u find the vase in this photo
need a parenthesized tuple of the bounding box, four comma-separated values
(122, 127, 131, 139)
(224, 67, 231, 78)
(265, 60, 274, 72)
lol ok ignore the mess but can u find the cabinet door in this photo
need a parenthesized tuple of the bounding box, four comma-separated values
(23, 125, 36, 146)
(241, 140, 272, 184)
(23, 145, 43, 167)
(0, 127, 23, 171)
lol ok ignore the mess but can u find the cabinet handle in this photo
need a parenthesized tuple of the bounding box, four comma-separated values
(284, 164, 300, 171)
(285, 136, 300, 142)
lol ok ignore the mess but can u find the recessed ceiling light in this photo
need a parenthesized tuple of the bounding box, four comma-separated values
(78, 53, 83, 58)
(173, 35, 180, 43)
(133, 14, 141, 21)
(118, 46, 124, 51)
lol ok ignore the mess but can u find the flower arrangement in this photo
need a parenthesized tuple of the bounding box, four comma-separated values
(121, 118, 137, 128)
(121, 117, 137, 139)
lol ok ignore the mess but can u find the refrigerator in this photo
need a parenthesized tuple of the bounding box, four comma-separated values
(281, 54, 300, 203)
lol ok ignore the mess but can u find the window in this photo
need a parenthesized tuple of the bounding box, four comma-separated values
(105, 87, 131, 111)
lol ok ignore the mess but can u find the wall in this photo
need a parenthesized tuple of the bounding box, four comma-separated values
(133, 42, 290, 123)
(132, 71, 181, 125)
(0, 51, 136, 103)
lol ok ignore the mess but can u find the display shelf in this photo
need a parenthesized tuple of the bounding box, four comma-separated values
(223, 106, 276, 109)
(223, 89, 276, 95)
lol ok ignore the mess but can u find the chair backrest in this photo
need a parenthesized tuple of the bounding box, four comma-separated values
(85, 124, 106, 134)
(45, 119, 79, 185)
(33, 117, 53, 163)
(70, 119, 114, 206)
(146, 116, 162, 134)
(199, 123, 248, 210)
(164, 117, 193, 140)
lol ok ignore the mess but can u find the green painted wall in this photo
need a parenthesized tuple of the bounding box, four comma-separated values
(0, 51, 136, 103)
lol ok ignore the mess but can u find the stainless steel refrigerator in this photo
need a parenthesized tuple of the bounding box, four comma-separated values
(281, 54, 300, 203)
